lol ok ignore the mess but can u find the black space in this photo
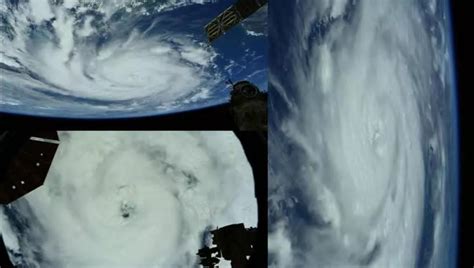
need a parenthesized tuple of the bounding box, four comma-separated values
(0, 103, 236, 130)
(451, 0, 472, 267)
(0, 235, 14, 268)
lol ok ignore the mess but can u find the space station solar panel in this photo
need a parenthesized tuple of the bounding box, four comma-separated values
(0, 132, 59, 204)
(205, 6, 241, 42)
(205, 0, 267, 42)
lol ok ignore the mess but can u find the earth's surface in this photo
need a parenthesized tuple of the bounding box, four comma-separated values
(268, 0, 458, 267)
(0, 131, 257, 267)
(0, 0, 267, 118)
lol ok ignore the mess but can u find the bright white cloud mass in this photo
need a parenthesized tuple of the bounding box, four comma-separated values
(0, 131, 257, 267)
(2, 0, 217, 99)
(269, 0, 452, 267)
(0, 0, 222, 115)
(0, 0, 268, 117)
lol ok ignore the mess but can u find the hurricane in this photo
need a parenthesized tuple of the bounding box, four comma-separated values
(268, 0, 458, 267)
(0, 131, 257, 267)
(0, 0, 267, 117)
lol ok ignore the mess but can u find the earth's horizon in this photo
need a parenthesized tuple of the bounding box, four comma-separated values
(0, 0, 267, 118)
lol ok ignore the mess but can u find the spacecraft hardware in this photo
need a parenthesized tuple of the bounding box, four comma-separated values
(0, 131, 60, 204)
(197, 223, 257, 268)
(228, 80, 267, 131)
(205, 0, 268, 42)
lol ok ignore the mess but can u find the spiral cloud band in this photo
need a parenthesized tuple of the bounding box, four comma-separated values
(269, 0, 454, 267)
(0, 0, 244, 117)
(0, 131, 257, 267)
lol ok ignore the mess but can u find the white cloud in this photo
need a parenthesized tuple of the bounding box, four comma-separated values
(28, 0, 54, 24)
(269, 0, 449, 267)
(1, 132, 257, 267)
(268, 221, 293, 268)
(0, 0, 221, 112)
